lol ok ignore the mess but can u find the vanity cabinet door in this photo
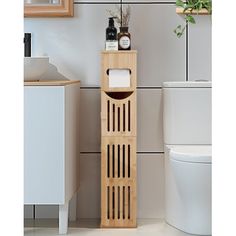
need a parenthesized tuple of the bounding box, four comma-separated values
(24, 86, 65, 204)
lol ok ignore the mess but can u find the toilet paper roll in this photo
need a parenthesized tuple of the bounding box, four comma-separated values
(108, 69, 130, 88)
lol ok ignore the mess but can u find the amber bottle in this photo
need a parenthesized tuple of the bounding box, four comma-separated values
(118, 27, 131, 50)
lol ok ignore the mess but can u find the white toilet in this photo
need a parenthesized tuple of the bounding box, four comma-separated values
(163, 81, 212, 235)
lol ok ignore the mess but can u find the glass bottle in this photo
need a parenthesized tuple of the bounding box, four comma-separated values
(118, 27, 131, 50)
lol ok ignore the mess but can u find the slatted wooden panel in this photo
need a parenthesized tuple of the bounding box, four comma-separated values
(101, 137, 136, 227)
(101, 51, 137, 228)
(101, 92, 136, 137)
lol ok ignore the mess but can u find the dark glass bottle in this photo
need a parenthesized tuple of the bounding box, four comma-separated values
(106, 17, 117, 41)
(24, 33, 31, 57)
(118, 27, 131, 50)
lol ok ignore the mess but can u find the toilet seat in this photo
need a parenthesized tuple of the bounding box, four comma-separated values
(169, 145, 211, 163)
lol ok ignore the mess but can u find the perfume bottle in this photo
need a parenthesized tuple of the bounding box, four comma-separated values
(118, 26, 131, 50)
(105, 17, 118, 51)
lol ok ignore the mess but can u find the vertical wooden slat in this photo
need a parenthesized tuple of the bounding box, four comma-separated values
(130, 185, 135, 221)
(107, 100, 110, 132)
(128, 145, 130, 178)
(125, 186, 129, 220)
(109, 185, 113, 221)
(112, 145, 115, 178)
(112, 186, 115, 219)
(114, 186, 118, 220)
(101, 139, 106, 225)
(109, 145, 112, 180)
(120, 145, 123, 179)
(128, 100, 131, 132)
(113, 104, 115, 132)
(125, 144, 129, 179)
(107, 186, 110, 219)
(119, 185, 123, 220)
(123, 186, 125, 219)
(109, 100, 112, 134)
(123, 104, 126, 132)
(131, 94, 137, 136)
(131, 142, 136, 179)
(130, 141, 136, 223)
(120, 104, 123, 133)
(107, 145, 110, 178)
(125, 102, 129, 133)
(117, 145, 120, 178)
(115, 145, 118, 178)
(128, 186, 131, 219)
(117, 106, 120, 132)
(123, 144, 125, 178)
(118, 186, 120, 219)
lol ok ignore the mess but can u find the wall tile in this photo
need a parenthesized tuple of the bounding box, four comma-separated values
(188, 16, 212, 81)
(24, 205, 34, 219)
(77, 154, 101, 218)
(138, 153, 165, 218)
(35, 205, 58, 218)
(137, 89, 164, 152)
(80, 89, 101, 152)
(130, 4, 186, 86)
(24, 4, 185, 87)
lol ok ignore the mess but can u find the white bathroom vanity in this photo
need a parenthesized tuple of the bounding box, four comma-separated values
(24, 80, 80, 234)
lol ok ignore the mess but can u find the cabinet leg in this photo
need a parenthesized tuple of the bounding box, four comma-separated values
(59, 202, 69, 234)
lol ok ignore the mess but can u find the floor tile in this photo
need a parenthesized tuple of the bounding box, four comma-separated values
(24, 219, 192, 236)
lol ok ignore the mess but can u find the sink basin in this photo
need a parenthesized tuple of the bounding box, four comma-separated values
(24, 57, 49, 81)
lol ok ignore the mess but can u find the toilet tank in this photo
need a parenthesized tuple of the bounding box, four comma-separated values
(163, 81, 212, 145)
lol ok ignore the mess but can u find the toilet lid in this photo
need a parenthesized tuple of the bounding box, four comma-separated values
(169, 145, 212, 163)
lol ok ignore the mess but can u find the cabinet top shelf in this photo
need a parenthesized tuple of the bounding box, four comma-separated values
(24, 80, 80, 86)
(176, 7, 210, 15)
(102, 50, 137, 54)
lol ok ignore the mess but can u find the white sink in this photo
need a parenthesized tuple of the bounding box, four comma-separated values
(24, 57, 49, 81)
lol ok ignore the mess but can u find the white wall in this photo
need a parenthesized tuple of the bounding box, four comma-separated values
(24, 1, 211, 219)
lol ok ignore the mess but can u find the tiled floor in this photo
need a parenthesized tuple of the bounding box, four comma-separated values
(24, 219, 191, 236)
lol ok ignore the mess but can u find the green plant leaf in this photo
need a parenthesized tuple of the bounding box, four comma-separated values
(177, 32, 182, 38)
(186, 15, 196, 24)
(185, 4, 194, 8)
(174, 0, 212, 37)
(176, 0, 185, 7)
(174, 23, 186, 38)
(198, 3, 203, 11)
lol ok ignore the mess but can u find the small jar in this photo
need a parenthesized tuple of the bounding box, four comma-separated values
(118, 27, 131, 50)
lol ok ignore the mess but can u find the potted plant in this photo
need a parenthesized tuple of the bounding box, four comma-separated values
(174, 0, 212, 38)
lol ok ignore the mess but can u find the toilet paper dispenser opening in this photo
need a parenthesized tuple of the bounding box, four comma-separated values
(107, 69, 131, 88)
(106, 69, 131, 75)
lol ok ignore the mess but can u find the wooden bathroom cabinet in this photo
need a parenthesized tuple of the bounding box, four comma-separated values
(100, 51, 137, 228)
(24, 80, 80, 234)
